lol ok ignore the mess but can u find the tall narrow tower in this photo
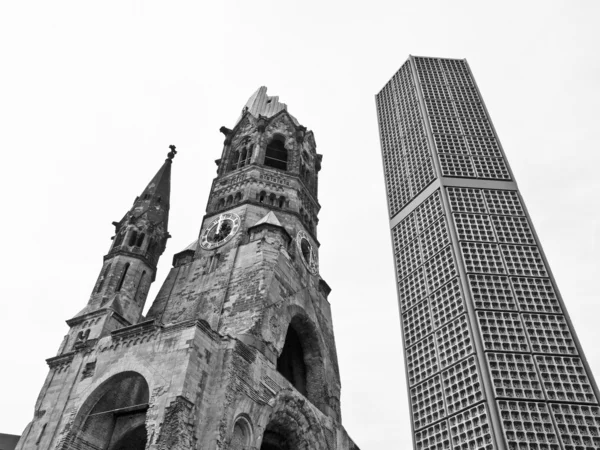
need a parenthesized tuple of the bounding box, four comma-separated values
(376, 56, 600, 450)
(17, 88, 358, 450)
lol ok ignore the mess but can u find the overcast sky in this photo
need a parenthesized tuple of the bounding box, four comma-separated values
(1, 1, 599, 448)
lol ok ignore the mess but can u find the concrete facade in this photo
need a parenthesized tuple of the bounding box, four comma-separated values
(17, 88, 358, 450)
(376, 56, 600, 450)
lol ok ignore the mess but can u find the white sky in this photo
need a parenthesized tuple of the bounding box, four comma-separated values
(1, 1, 599, 448)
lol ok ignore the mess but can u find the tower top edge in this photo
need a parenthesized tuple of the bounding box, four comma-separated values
(234, 86, 299, 127)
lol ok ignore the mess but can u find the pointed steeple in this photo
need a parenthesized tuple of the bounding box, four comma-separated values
(127, 145, 176, 230)
(75, 146, 178, 326)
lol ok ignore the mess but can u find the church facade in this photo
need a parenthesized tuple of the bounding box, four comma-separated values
(17, 88, 359, 450)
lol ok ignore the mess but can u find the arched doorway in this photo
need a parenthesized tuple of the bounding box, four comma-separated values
(70, 372, 149, 450)
(260, 429, 290, 450)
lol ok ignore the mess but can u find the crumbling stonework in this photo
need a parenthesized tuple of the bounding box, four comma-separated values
(17, 87, 358, 450)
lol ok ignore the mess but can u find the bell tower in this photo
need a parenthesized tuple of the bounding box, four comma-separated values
(17, 88, 359, 450)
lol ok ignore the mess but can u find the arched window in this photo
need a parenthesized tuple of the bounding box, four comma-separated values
(96, 263, 112, 293)
(68, 372, 149, 450)
(239, 148, 247, 169)
(136, 232, 145, 247)
(259, 191, 266, 203)
(278, 196, 286, 208)
(226, 195, 233, 207)
(218, 198, 225, 210)
(114, 230, 125, 248)
(116, 263, 130, 292)
(128, 231, 138, 247)
(229, 150, 240, 172)
(231, 416, 252, 450)
(134, 271, 147, 305)
(269, 193, 276, 206)
(234, 192, 242, 203)
(264, 136, 288, 171)
(277, 325, 307, 396)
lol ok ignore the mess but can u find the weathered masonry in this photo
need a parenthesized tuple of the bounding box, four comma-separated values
(17, 88, 359, 450)
(376, 56, 600, 450)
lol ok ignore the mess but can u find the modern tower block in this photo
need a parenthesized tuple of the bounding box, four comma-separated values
(376, 56, 600, 450)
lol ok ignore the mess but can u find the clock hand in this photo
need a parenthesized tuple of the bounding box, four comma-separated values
(216, 216, 222, 237)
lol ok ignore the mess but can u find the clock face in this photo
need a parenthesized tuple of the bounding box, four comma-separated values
(200, 213, 241, 250)
(296, 230, 318, 275)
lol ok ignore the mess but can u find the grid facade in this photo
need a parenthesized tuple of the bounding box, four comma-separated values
(377, 56, 600, 450)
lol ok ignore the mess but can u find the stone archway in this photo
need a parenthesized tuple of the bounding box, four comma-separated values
(67, 371, 149, 450)
(276, 311, 328, 414)
(259, 391, 329, 450)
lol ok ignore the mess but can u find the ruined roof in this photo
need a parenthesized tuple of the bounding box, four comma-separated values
(235, 86, 299, 126)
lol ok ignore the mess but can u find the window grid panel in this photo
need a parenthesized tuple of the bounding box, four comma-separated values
(439, 59, 470, 73)
(436, 314, 474, 370)
(414, 420, 452, 450)
(421, 83, 452, 101)
(460, 242, 506, 275)
(467, 274, 518, 311)
(411, 160, 437, 195)
(453, 213, 496, 243)
(484, 190, 525, 216)
(477, 311, 530, 353)
(486, 352, 545, 400)
(449, 403, 496, 450)
(497, 400, 560, 450)
(473, 156, 512, 180)
(417, 69, 446, 85)
(522, 313, 578, 356)
(447, 187, 487, 213)
(407, 334, 439, 387)
(396, 238, 423, 280)
(439, 154, 476, 178)
(425, 245, 458, 293)
(430, 278, 464, 330)
(501, 245, 549, 278)
(420, 217, 450, 262)
(465, 135, 503, 157)
(459, 116, 495, 137)
(398, 268, 428, 313)
(535, 356, 598, 404)
(442, 356, 485, 415)
(416, 190, 444, 232)
(449, 85, 481, 103)
(425, 99, 456, 118)
(444, 71, 474, 87)
(403, 299, 433, 348)
(392, 213, 418, 253)
(491, 215, 536, 245)
(430, 116, 462, 135)
(510, 277, 562, 314)
(433, 134, 469, 155)
(411, 375, 446, 431)
(453, 101, 486, 119)
(550, 403, 600, 450)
